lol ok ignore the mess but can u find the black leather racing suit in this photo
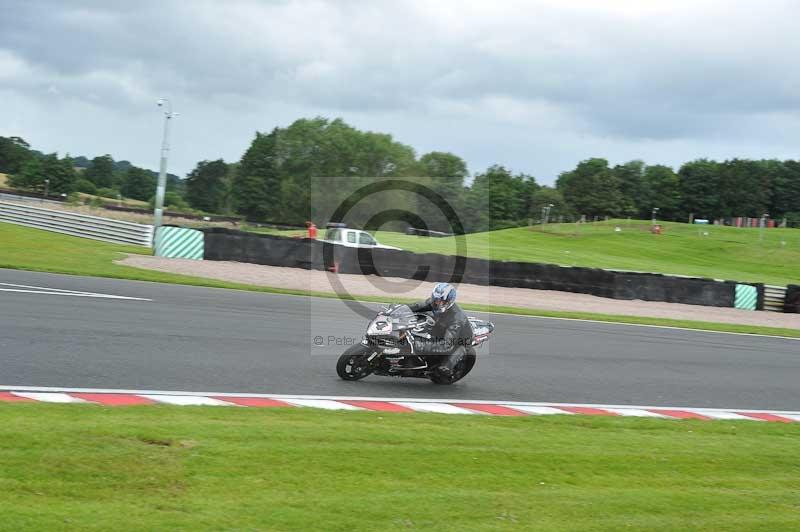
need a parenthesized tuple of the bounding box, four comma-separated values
(408, 298, 473, 375)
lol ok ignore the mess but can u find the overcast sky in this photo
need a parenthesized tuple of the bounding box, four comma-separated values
(1, 0, 799, 183)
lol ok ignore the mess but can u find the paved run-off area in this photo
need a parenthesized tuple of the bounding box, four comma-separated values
(118, 255, 800, 330)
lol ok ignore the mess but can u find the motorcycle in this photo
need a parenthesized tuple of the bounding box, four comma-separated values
(335, 304, 494, 384)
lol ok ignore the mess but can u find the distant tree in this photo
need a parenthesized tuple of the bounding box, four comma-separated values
(640, 165, 681, 220)
(74, 178, 97, 195)
(148, 191, 189, 211)
(557, 158, 624, 217)
(113, 160, 134, 173)
(418, 152, 468, 183)
(52, 155, 78, 193)
(464, 165, 532, 231)
(233, 117, 429, 224)
(71, 155, 91, 168)
(770, 160, 800, 219)
(678, 159, 720, 220)
(233, 130, 280, 220)
(530, 186, 570, 221)
(185, 159, 228, 213)
(416, 151, 469, 231)
(120, 166, 156, 201)
(95, 187, 119, 199)
(166, 173, 184, 194)
(0, 136, 34, 175)
(718, 159, 770, 217)
(220, 162, 238, 214)
(10, 153, 76, 194)
(612, 160, 645, 216)
(8, 157, 46, 190)
(273, 117, 418, 222)
(84, 155, 115, 188)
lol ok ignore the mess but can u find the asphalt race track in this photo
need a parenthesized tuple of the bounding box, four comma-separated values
(1, 268, 798, 410)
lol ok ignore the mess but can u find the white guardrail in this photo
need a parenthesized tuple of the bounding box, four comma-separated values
(0, 201, 153, 247)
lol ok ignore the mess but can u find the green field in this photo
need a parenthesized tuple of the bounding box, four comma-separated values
(1, 221, 798, 337)
(0, 403, 797, 531)
(253, 221, 800, 286)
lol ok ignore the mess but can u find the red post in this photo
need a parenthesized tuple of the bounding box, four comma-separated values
(306, 221, 318, 239)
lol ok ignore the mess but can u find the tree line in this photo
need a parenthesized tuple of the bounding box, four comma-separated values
(182, 118, 800, 230)
(0, 136, 184, 207)
(3, 119, 800, 231)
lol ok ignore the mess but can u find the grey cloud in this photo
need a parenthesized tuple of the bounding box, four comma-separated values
(1, 0, 799, 180)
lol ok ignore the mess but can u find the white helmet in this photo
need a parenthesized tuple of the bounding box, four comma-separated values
(431, 282, 456, 315)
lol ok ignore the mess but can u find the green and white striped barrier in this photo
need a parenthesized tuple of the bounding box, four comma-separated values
(734, 284, 758, 311)
(154, 226, 204, 260)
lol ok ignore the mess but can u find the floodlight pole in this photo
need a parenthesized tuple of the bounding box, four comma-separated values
(153, 99, 177, 232)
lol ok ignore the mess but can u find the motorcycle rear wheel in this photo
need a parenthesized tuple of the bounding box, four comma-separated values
(336, 344, 374, 381)
(430, 351, 476, 385)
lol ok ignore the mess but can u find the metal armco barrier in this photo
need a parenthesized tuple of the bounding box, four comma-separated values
(0, 201, 153, 247)
(154, 226, 204, 259)
(734, 284, 758, 310)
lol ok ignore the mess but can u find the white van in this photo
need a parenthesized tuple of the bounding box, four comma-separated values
(323, 228, 401, 250)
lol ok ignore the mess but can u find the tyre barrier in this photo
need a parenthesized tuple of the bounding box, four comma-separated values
(785, 285, 800, 313)
(199, 228, 777, 309)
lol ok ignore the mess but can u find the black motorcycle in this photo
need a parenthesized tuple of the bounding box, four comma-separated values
(336, 304, 494, 385)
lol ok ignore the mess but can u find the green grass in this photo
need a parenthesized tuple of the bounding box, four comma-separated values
(1, 221, 799, 338)
(383, 221, 800, 286)
(0, 221, 337, 293)
(251, 221, 800, 286)
(0, 403, 798, 531)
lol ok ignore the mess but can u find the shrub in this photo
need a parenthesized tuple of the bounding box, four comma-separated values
(95, 187, 119, 199)
(74, 178, 97, 195)
(148, 191, 190, 211)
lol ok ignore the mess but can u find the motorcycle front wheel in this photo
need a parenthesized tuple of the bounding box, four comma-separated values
(336, 344, 374, 381)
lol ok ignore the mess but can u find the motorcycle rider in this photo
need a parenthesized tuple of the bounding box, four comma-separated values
(409, 283, 473, 380)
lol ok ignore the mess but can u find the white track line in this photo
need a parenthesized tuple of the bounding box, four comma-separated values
(0, 282, 151, 301)
(0, 282, 108, 295)
(0, 288, 151, 300)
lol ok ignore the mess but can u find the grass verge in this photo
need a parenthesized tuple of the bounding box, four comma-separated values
(1, 403, 798, 531)
(1, 222, 798, 338)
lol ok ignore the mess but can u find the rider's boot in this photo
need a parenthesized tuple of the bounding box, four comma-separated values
(438, 347, 465, 377)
